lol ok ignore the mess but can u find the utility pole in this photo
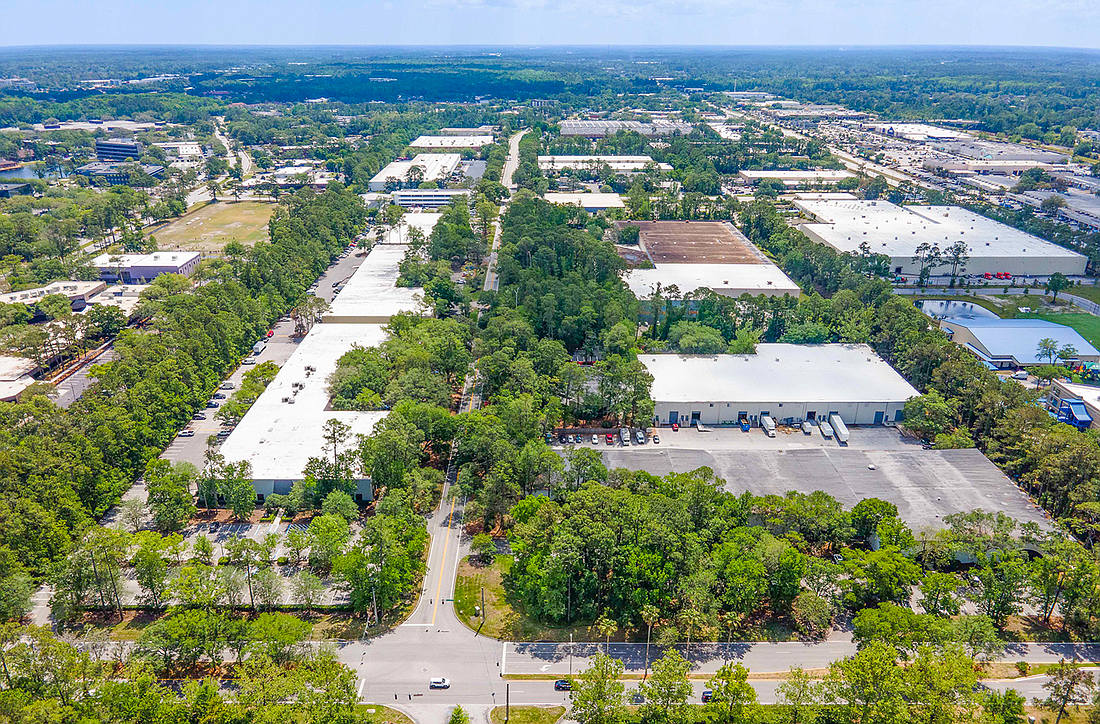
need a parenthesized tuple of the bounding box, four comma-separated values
(481, 587, 486, 625)
(506, 683, 510, 724)
(372, 587, 379, 628)
(569, 633, 573, 679)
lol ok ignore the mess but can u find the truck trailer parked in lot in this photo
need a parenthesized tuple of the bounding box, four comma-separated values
(829, 414, 850, 444)
(820, 421, 834, 439)
(760, 415, 776, 437)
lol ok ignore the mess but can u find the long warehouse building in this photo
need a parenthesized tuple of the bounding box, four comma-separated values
(795, 199, 1086, 277)
(641, 344, 919, 428)
(220, 213, 439, 502)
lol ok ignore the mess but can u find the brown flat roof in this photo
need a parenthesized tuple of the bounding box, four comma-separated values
(615, 221, 764, 264)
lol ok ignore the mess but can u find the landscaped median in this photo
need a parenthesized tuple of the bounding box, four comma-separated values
(489, 706, 565, 724)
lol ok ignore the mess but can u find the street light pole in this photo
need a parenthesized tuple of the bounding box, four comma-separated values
(569, 633, 573, 679)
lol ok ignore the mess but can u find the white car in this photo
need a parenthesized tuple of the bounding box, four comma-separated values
(429, 677, 450, 689)
(591, 434, 599, 445)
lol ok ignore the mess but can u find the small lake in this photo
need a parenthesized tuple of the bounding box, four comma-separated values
(0, 166, 62, 180)
(915, 299, 999, 320)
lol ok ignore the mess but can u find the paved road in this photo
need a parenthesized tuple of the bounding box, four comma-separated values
(483, 130, 526, 293)
(53, 346, 117, 408)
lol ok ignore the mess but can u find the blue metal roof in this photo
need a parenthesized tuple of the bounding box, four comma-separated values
(944, 318, 1100, 365)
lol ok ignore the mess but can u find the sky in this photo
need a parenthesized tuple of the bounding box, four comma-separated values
(2, 0, 1099, 48)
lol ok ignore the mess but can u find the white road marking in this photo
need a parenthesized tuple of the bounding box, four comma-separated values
(358, 679, 366, 698)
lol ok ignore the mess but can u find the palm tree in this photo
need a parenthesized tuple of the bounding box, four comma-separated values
(678, 606, 706, 661)
(641, 604, 660, 681)
(595, 612, 618, 654)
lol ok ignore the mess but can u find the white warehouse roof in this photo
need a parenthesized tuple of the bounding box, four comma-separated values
(219, 323, 390, 483)
(410, 135, 494, 149)
(642, 344, 919, 406)
(738, 169, 854, 186)
(795, 199, 1086, 276)
(624, 263, 800, 299)
(538, 155, 672, 172)
(324, 245, 424, 323)
(369, 153, 461, 191)
(543, 192, 624, 210)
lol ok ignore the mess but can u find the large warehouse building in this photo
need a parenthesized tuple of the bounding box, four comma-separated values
(641, 344, 919, 427)
(795, 199, 1087, 277)
(368, 153, 461, 191)
(220, 213, 439, 502)
(939, 317, 1100, 368)
(619, 221, 800, 300)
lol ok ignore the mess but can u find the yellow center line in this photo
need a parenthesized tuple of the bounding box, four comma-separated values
(431, 494, 456, 625)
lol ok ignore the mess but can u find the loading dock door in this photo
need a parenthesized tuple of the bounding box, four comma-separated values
(669, 410, 679, 425)
(874, 411, 885, 425)
(690, 411, 701, 425)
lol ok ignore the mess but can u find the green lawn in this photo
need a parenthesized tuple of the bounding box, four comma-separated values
(490, 706, 566, 724)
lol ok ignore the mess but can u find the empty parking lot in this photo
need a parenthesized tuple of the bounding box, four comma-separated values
(602, 446, 1050, 531)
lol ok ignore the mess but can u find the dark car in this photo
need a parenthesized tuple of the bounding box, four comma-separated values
(206, 401, 220, 408)
(193, 413, 206, 420)
(213, 393, 227, 399)
(701, 690, 713, 703)
(554, 680, 572, 691)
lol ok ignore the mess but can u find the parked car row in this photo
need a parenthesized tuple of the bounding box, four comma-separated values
(549, 429, 660, 446)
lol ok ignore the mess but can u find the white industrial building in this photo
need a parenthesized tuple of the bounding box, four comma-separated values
(323, 245, 424, 324)
(738, 169, 855, 187)
(867, 123, 973, 142)
(538, 156, 672, 173)
(91, 251, 202, 282)
(543, 192, 625, 212)
(624, 263, 800, 300)
(218, 324, 390, 502)
(368, 153, 462, 192)
(939, 317, 1100, 368)
(221, 213, 440, 501)
(795, 199, 1087, 277)
(642, 344, 919, 428)
(410, 135, 494, 149)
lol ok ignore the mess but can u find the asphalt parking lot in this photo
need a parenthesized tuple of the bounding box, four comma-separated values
(602, 445, 1052, 532)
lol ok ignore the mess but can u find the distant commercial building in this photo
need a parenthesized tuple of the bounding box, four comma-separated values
(92, 251, 201, 283)
(795, 199, 1087, 277)
(1011, 190, 1100, 232)
(368, 153, 461, 192)
(0, 182, 31, 199)
(0, 78, 36, 91)
(409, 135, 494, 149)
(95, 139, 144, 162)
(543, 192, 625, 212)
(1, 280, 107, 310)
(867, 123, 973, 142)
(0, 356, 37, 403)
(538, 155, 672, 173)
(439, 126, 497, 136)
(939, 317, 1100, 368)
(559, 119, 694, 138)
(641, 344, 919, 427)
(738, 169, 855, 187)
(391, 188, 471, 209)
(75, 162, 165, 186)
